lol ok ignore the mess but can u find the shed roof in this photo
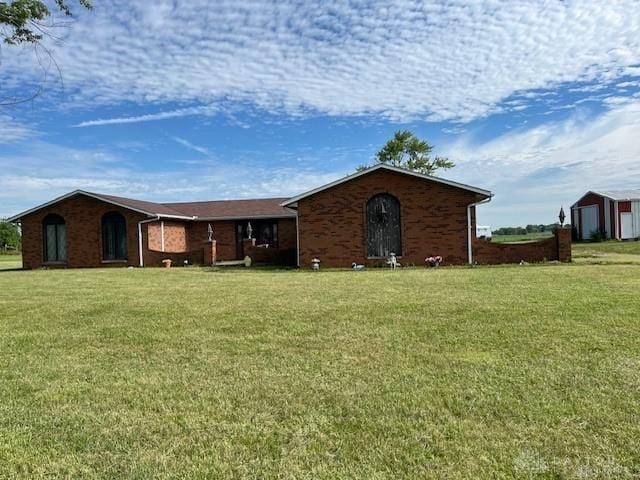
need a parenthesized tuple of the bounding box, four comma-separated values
(592, 189, 640, 201)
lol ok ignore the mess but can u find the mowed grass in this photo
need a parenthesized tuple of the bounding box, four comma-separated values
(573, 240, 640, 265)
(0, 254, 21, 271)
(491, 232, 554, 243)
(1, 264, 640, 479)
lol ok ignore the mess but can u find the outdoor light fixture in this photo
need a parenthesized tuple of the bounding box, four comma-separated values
(559, 207, 566, 227)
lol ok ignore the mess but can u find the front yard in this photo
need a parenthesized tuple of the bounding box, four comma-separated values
(1, 260, 639, 478)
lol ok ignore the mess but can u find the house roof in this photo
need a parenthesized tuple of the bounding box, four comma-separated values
(8, 165, 490, 222)
(7, 190, 295, 222)
(162, 198, 295, 219)
(281, 163, 492, 207)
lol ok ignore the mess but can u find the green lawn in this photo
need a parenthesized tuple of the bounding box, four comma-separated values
(0, 254, 22, 270)
(1, 263, 640, 478)
(491, 231, 554, 243)
(573, 240, 640, 265)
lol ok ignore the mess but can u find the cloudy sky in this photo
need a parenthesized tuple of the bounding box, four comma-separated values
(1, 0, 640, 226)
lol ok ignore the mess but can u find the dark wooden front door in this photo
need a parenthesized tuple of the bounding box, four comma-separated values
(366, 194, 402, 257)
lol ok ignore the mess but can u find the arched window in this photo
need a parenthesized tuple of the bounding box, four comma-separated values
(43, 214, 67, 262)
(366, 194, 402, 257)
(102, 212, 127, 261)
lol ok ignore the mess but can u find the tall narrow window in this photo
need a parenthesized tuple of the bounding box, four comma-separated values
(366, 194, 402, 257)
(43, 214, 67, 262)
(102, 212, 127, 261)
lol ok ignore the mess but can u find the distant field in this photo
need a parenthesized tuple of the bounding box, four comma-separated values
(1, 261, 640, 478)
(0, 254, 21, 270)
(490, 232, 554, 243)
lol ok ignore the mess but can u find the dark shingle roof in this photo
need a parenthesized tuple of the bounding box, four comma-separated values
(89, 192, 189, 217)
(88, 192, 295, 219)
(162, 198, 294, 218)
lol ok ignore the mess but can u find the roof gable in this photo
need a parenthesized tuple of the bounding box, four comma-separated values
(7, 190, 193, 222)
(281, 164, 492, 207)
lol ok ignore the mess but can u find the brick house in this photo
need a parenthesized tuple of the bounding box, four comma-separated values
(9, 164, 571, 269)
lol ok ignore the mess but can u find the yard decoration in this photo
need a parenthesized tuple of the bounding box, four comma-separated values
(558, 207, 566, 227)
(311, 258, 320, 271)
(387, 253, 399, 269)
(244, 256, 252, 267)
(425, 256, 443, 267)
(351, 262, 365, 270)
(162, 259, 172, 268)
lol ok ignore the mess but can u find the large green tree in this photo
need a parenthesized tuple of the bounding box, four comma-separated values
(0, 219, 21, 251)
(0, 0, 91, 45)
(359, 130, 455, 176)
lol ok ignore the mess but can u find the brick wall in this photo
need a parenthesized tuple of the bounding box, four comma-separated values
(296, 168, 483, 268)
(473, 228, 571, 264)
(147, 221, 188, 252)
(20, 194, 146, 269)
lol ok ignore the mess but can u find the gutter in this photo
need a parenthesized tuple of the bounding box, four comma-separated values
(467, 196, 493, 265)
(138, 216, 160, 267)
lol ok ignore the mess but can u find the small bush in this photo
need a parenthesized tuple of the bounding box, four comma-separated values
(589, 229, 606, 242)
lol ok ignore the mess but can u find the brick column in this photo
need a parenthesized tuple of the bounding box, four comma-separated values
(203, 240, 217, 266)
(242, 238, 256, 255)
(555, 227, 572, 262)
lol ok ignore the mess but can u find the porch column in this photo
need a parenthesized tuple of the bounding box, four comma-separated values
(204, 240, 217, 266)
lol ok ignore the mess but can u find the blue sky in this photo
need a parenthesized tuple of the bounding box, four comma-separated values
(2, 0, 640, 227)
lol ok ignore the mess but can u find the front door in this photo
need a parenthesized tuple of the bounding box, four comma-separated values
(366, 194, 402, 257)
(621, 212, 634, 239)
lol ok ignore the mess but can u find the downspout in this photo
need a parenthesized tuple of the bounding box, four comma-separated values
(467, 197, 492, 265)
(614, 201, 619, 240)
(295, 212, 300, 267)
(138, 216, 160, 267)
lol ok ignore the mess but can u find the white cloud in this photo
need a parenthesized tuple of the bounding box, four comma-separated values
(171, 136, 211, 156)
(0, 140, 342, 218)
(2, 0, 640, 122)
(444, 101, 640, 226)
(0, 116, 34, 143)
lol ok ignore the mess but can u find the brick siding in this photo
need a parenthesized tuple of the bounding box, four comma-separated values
(296, 168, 483, 268)
(20, 194, 297, 268)
(21, 195, 146, 269)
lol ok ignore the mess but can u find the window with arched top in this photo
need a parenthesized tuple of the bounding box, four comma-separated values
(366, 193, 402, 257)
(102, 212, 127, 261)
(43, 214, 67, 262)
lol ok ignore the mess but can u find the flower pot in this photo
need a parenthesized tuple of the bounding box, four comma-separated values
(162, 259, 172, 268)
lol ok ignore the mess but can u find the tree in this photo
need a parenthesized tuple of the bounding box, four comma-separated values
(0, 219, 21, 251)
(358, 130, 455, 175)
(0, 0, 92, 104)
(0, 0, 91, 45)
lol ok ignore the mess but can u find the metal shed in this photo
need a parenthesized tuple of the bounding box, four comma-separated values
(571, 190, 640, 240)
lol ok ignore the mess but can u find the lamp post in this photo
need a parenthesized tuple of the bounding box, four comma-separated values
(559, 207, 566, 227)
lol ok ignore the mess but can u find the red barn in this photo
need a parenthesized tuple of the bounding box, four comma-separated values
(571, 190, 640, 240)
